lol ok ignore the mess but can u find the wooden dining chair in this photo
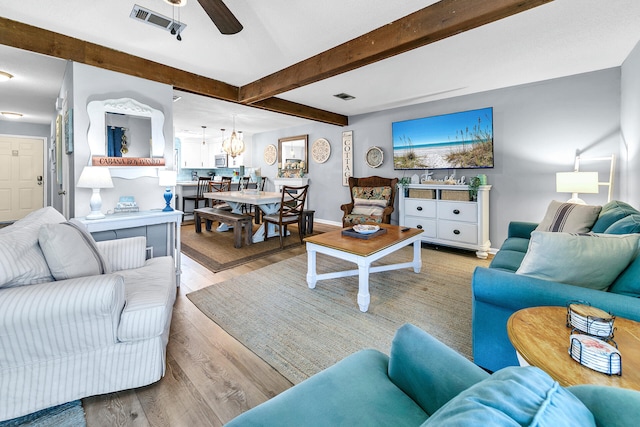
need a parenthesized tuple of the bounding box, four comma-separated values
(182, 176, 211, 219)
(262, 185, 309, 249)
(208, 180, 232, 210)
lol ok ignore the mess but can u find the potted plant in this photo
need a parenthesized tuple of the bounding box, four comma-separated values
(468, 176, 482, 201)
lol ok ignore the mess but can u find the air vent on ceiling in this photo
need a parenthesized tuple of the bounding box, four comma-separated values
(334, 93, 356, 101)
(130, 4, 187, 35)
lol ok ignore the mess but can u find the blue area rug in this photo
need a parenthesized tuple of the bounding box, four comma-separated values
(0, 401, 86, 427)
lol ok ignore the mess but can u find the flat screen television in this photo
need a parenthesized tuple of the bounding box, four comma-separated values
(392, 107, 493, 170)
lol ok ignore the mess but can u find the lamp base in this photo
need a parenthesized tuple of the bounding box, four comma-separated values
(86, 211, 106, 220)
(567, 193, 586, 205)
(163, 188, 174, 211)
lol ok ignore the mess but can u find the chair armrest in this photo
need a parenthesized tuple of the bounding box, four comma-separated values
(0, 274, 125, 367)
(472, 267, 640, 321)
(388, 324, 488, 416)
(340, 202, 354, 214)
(507, 221, 538, 239)
(569, 385, 640, 427)
(96, 236, 147, 271)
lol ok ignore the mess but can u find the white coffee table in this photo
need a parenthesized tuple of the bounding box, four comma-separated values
(304, 224, 423, 312)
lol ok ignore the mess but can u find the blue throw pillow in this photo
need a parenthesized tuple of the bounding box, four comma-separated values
(604, 214, 640, 235)
(422, 366, 595, 426)
(591, 201, 639, 233)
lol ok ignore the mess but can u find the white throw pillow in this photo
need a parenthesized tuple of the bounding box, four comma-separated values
(38, 221, 111, 280)
(516, 231, 640, 290)
(351, 198, 387, 216)
(536, 200, 602, 233)
(0, 207, 65, 288)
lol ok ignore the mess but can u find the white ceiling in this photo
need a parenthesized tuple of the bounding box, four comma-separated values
(1, 0, 640, 143)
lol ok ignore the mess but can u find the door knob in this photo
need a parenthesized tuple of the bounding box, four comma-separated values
(58, 190, 67, 195)
(36, 176, 43, 186)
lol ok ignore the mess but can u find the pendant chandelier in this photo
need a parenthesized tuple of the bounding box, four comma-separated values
(222, 115, 245, 158)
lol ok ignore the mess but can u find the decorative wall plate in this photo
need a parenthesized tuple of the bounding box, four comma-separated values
(365, 146, 384, 168)
(264, 144, 277, 165)
(311, 138, 331, 163)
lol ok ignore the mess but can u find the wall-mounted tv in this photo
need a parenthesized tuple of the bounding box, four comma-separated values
(392, 107, 493, 170)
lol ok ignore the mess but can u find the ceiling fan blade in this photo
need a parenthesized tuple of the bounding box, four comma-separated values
(197, 0, 243, 35)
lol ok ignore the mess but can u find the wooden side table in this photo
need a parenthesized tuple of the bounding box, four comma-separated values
(507, 306, 640, 390)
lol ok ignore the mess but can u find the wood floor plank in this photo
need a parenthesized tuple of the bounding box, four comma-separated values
(84, 222, 338, 426)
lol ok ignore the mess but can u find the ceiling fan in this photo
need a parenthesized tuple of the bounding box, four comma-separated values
(164, 0, 243, 35)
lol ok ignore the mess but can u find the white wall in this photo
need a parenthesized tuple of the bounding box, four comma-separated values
(71, 63, 174, 218)
(621, 39, 640, 207)
(253, 68, 622, 249)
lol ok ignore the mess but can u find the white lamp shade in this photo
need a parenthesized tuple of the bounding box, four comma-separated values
(158, 170, 177, 186)
(77, 167, 114, 189)
(556, 172, 599, 194)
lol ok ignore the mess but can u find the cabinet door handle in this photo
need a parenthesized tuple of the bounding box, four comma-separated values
(417, 206, 423, 211)
(453, 209, 460, 214)
(453, 229, 461, 235)
(417, 225, 423, 229)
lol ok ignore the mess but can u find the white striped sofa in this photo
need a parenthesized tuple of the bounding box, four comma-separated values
(0, 207, 176, 421)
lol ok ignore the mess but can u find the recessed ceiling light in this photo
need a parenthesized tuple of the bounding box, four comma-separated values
(0, 71, 13, 82)
(334, 92, 356, 101)
(1, 112, 23, 119)
(173, 95, 182, 102)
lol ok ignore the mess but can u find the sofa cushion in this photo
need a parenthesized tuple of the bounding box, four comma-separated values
(591, 200, 640, 233)
(536, 200, 602, 233)
(351, 197, 388, 216)
(38, 221, 110, 280)
(604, 214, 640, 235)
(516, 231, 640, 291)
(422, 366, 595, 426)
(608, 253, 640, 297)
(0, 207, 65, 288)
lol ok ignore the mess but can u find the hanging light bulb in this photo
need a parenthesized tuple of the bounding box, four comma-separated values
(222, 115, 245, 158)
(202, 125, 206, 145)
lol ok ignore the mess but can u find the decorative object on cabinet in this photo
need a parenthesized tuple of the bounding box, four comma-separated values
(365, 146, 384, 168)
(311, 138, 331, 163)
(468, 175, 482, 201)
(399, 183, 491, 258)
(222, 115, 245, 158)
(115, 196, 139, 213)
(278, 135, 308, 174)
(77, 166, 114, 220)
(264, 144, 277, 165)
(342, 130, 353, 186)
(158, 170, 177, 211)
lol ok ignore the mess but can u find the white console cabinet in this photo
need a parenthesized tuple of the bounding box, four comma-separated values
(398, 184, 491, 258)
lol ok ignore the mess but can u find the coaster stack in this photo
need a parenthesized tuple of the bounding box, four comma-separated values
(566, 303, 621, 375)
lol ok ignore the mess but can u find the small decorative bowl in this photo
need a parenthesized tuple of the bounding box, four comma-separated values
(353, 224, 380, 234)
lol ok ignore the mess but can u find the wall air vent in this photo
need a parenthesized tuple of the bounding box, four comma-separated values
(130, 4, 187, 35)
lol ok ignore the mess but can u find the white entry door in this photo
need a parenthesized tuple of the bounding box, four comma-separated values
(0, 136, 45, 222)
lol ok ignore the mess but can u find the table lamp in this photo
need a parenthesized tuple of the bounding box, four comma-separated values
(556, 171, 599, 204)
(77, 166, 114, 219)
(158, 170, 177, 211)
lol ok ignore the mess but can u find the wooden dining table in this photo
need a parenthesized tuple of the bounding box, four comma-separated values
(203, 190, 285, 243)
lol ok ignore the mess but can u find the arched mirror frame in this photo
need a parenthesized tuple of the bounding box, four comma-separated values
(87, 98, 166, 176)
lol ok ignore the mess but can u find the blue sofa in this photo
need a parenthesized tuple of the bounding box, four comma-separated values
(472, 201, 640, 372)
(226, 324, 640, 426)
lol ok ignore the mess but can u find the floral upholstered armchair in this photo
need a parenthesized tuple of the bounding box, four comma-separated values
(341, 176, 399, 227)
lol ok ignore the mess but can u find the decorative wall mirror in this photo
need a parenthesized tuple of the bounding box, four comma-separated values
(278, 134, 308, 176)
(87, 98, 165, 168)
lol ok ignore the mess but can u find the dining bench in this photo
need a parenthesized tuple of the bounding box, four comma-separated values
(194, 208, 253, 248)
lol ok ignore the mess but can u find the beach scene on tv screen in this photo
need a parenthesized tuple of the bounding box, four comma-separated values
(393, 107, 493, 170)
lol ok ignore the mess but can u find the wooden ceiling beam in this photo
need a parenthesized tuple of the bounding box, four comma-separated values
(0, 17, 348, 126)
(238, 0, 554, 104)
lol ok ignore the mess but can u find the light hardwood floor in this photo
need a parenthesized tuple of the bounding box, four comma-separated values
(83, 223, 338, 427)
